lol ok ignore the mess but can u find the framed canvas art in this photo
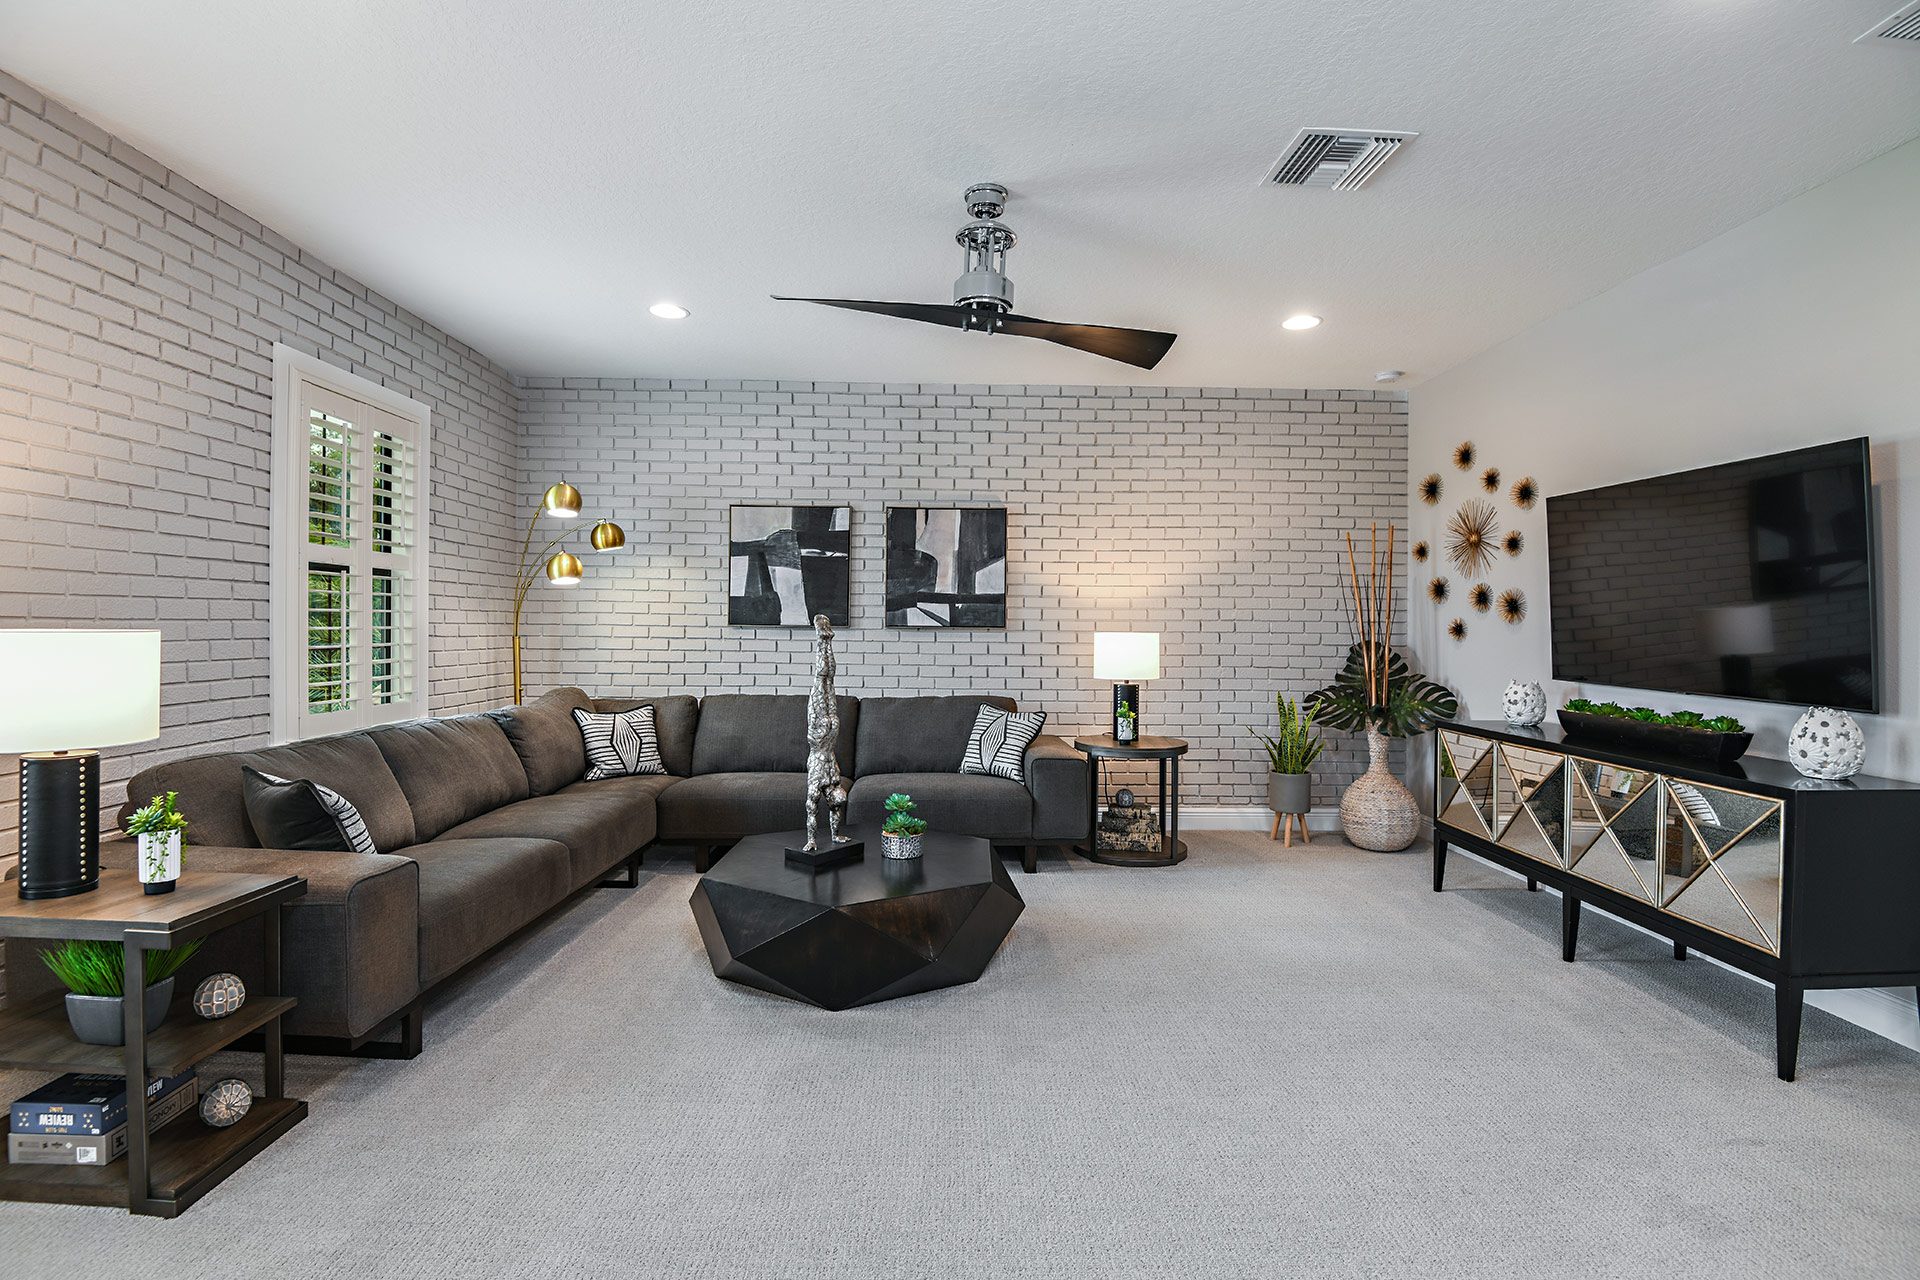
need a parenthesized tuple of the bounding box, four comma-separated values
(884, 506, 1007, 628)
(728, 505, 852, 627)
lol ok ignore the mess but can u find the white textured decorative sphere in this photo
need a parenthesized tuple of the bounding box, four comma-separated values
(1787, 706, 1866, 780)
(200, 1078, 253, 1128)
(192, 972, 246, 1019)
(1502, 681, 1547, 728)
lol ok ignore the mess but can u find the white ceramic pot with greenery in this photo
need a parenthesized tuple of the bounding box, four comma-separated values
(126, 790, 188, 895)
(881, 792, 927, 859)
(42, 938, 201, 1046)
(1252, 694, 1322, 816)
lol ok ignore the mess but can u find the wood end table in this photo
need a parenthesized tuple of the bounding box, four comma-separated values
(1072, 735, 1189, 867)
(0, 869, 307, 1217)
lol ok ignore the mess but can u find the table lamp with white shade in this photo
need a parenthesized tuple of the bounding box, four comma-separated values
(0, 630, 161, 899)
(1093, 632, 1160, 743)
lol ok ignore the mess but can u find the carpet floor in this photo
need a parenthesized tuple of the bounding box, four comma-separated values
(4, 831, 1918, 1278)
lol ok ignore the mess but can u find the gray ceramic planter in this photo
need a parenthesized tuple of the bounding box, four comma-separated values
(64, 977, 174, 1046)
(1267, 772, 1311, 815)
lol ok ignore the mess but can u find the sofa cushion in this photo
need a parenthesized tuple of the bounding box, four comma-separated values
(690, 694, 858, 775)
(574, 706, 667, 779)
(117, 731, 416, 852)
(854, 695, 1016, 776)
(657, 772, 837, 841)
(593, 695, 700, 776)
(406, 837, 572, 985)
(487, 686, 594, 796)
(367, 715, 532, 841)
(436, 777, 666, 889)
(847, 773, 1033, 841)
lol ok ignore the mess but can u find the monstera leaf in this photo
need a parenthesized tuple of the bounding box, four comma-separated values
(1308, 643, 1458, 738)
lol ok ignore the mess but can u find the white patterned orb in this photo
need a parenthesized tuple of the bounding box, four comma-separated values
(200, 1078, 253, 1128)
(1787, 706, 1866, 780)
(1502, 680, 1546, 728)
(192, 972, 246, 1020)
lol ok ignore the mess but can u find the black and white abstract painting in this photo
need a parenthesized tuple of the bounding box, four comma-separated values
(728, 505, 851, 627)
(885, 507, 1008, 628)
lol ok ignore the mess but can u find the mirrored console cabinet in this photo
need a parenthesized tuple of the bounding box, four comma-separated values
(1432, 720, 1920, 1080)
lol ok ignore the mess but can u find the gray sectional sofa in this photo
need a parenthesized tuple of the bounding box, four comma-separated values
(7, 690, 1086, 1056)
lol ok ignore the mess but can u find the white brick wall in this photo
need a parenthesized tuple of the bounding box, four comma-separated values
(0, 71, 522, 852)
(516, 378, 1408, 808)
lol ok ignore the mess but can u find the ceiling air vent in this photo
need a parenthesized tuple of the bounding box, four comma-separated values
(1264, 128, 1418, 191)
(1857, 1, 1920, 43)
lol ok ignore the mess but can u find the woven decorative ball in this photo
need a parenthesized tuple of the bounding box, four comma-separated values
(200, 1078, 253, 1128)
(192, 972, 247, 1020)
(1502, 680, 1546, 728)
(1787, 706, 1866, 780)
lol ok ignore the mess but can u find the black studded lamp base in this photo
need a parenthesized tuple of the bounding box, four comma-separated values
(18, 751, 99, 900)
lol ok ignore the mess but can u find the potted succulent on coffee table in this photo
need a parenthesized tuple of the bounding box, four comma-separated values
(1252, 694, 1322, 845)
(125, 789, 188, 894)
(881, 792, 927, 860)
(42, 938, 202, 1046)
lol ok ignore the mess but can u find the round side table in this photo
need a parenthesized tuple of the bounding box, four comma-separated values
(1071, 735, 1189, 867)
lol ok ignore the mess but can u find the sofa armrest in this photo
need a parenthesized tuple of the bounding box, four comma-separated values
(89, 841, 422, 1042)
(1025, 734, 1090, 842)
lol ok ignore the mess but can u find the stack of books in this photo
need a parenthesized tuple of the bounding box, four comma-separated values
(8, 1071, 199, 1166)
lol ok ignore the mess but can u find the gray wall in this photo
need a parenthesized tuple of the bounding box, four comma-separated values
(0, 71, 523, 852)
(516, 378, 1408, 808)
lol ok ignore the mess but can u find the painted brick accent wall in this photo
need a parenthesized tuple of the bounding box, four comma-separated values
(0, 72, 522, 855)
(516, 378, 1408, 809)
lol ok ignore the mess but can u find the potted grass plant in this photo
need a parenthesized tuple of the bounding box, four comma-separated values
(881, 792, 927, 860)
(42, 938, 202, 1046)
(125, 790, 188, 894)
(1251, 694, 1323, 828)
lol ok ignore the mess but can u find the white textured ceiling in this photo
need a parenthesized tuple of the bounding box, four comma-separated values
(3, 1, 1917, 386)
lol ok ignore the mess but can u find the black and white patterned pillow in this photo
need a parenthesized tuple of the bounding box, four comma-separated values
(251, 770, 378, 854)
(573, 706, 666, 780)
(960, 705, 1046, 783)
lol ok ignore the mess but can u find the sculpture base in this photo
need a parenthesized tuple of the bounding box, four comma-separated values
(784, 839, 865, 871)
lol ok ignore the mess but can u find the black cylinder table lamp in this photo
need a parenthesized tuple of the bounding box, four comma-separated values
(1093, 632, 1160, 744)
(1, 630, 162, 899)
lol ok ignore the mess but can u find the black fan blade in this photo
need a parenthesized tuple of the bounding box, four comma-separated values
(771, 296, 1178, 370)
(994, 313, 1177, 370)
(771, 297, 977, 330)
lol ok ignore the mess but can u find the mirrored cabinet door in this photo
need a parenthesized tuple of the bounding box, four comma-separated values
(1660, 779, 1784, 953)
(1495, 744, 1567, 867)
(1565, 756, 1660, 904)
(1438, 731, 1496, 840)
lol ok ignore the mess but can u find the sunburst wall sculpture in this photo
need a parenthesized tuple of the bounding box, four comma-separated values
(1504, 529, 1524, 557)
(1452, 441, 1475, 470)
(1446, 499, 1499, 576)
(1499, 589, 1527, 624)
(1511, 476, 1538, 509)
(1470, 582, 1492, 613)
(1447, 618, 1467, 641)
(1480, 467, 1501, 494)
(1412, 540, 1429, 563)
(1419, 474, 1443, 505)
(1427, 576, 1450, 603)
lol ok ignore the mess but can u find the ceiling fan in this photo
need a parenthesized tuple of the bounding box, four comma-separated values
(773, 183, 1177, 370)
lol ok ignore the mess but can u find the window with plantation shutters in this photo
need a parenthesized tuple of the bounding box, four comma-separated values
(270, 346, 431, 741)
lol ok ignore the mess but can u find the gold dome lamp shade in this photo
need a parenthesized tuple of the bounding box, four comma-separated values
(542, 482, 583, 518)
(589, 520, 626, 552)
(544, 551, 584, 585)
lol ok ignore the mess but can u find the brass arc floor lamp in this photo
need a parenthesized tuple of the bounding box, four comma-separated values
(512, 481, 625, 704)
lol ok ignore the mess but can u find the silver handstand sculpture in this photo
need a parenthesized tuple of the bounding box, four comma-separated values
(802, 613, 849, 851)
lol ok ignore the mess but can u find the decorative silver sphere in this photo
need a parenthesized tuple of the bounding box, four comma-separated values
(1787, 706, 1865, 780)
(200, 1078, 252, 1128)
(192, 972, 246, 1020)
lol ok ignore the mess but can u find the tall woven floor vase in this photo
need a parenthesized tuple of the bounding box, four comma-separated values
(1339, 724, 1419, 852)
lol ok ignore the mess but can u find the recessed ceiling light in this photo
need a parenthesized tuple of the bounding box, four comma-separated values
(1282, 313, 1321, 331)
(648, 302, 690, 320)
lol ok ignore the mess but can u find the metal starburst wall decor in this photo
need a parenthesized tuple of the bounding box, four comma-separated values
(1446, 499, 1500, 577)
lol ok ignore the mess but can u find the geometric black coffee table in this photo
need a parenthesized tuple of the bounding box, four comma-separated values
(688, 827, 1024, 1010)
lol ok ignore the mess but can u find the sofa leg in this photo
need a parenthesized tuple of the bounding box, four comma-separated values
(599, 851, 644, 888)
(1023, 845, 1038, 874)
(694, 846, 712, 874)
(285, 1000, 424, 1060)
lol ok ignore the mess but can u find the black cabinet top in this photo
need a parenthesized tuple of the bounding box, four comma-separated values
(1439, 720, 1920, 798)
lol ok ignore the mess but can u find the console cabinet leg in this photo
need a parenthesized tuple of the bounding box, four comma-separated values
(1432, 838, 1447, 892)
(1776, 980, 1803, 1082)
(1674, 941, 1688, 961)
(1526, 876, 1538, 892)
(1561, 894, 1581, 962)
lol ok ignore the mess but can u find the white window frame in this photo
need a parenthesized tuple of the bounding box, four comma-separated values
(270, 344, 432, 742)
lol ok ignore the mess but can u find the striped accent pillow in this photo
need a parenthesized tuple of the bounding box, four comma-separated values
(960, 704, 1046, 783)
(573, 706, 667, 780)
(254, 770, 378, 855)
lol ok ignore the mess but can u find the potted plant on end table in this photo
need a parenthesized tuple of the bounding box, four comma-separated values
(125, 790, 188, 894)
(1252, 694, 1322, 844)
(42, 938, 202, 1046)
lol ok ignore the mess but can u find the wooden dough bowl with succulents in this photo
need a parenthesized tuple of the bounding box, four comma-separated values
(1558, 698, 1752, 765)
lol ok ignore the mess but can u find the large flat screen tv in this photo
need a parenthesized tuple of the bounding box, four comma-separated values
(1547, 438, 1877, 713)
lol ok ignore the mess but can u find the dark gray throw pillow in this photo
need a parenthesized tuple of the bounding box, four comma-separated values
(241, 766, 375, 853)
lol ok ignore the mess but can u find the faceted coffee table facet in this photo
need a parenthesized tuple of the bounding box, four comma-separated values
(688, 829, 1024, 1010)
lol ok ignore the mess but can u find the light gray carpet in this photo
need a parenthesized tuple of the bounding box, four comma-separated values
(4, 832, 1917, 1278)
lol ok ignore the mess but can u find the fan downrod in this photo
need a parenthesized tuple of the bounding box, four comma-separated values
(954, 182, 1016, 322)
